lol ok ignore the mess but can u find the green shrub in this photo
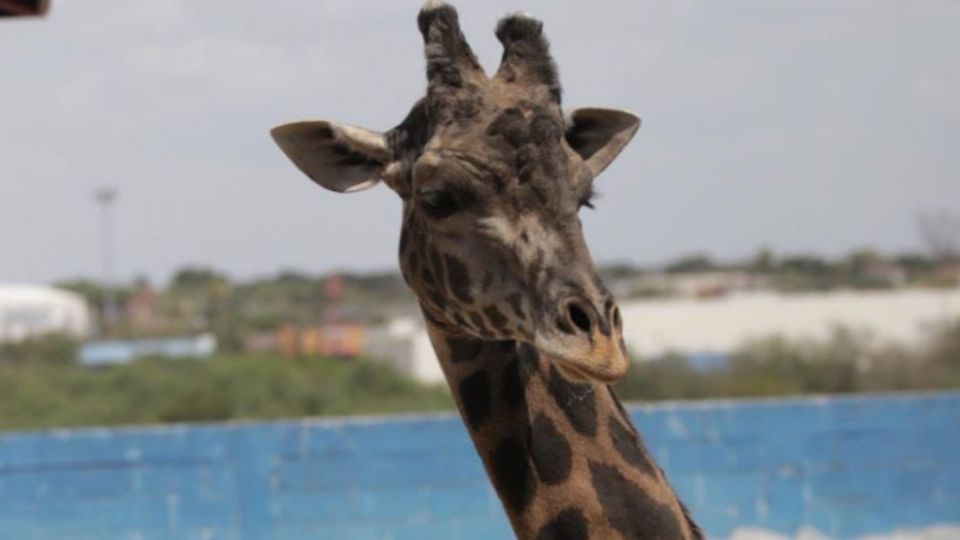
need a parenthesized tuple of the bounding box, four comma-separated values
(0, 334, 78, 366)
(617, 320, 960, 402)
(0, 354, 452, 432)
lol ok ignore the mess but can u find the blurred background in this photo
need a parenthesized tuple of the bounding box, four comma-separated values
(1, 1, 958, 539)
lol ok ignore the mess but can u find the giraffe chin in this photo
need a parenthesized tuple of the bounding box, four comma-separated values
(533, 332, 630, 384)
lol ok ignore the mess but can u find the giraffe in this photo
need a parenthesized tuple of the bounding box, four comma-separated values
(271, 3, 702, 539)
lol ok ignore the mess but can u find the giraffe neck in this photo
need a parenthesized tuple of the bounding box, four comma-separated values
(425, 322, 702, 540)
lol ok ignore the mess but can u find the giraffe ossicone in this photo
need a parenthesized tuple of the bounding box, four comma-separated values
(272, 3, 702, 538)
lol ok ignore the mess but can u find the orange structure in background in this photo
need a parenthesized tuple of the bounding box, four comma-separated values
(0, 0, 49, 17)
(254, 273, 368, 358)
(275, 324, 365, 358)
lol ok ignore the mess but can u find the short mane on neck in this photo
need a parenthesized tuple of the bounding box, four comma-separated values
(425, 322, 703, 540)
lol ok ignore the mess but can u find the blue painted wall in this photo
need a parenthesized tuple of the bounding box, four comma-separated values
(0, 393, 958, 539)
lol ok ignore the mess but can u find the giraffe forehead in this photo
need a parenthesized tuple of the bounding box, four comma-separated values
(485, 104, 564, 148)
(426, 83, 565, 152)
(419, 85, 576, 201)
(430, 74, 560, 121)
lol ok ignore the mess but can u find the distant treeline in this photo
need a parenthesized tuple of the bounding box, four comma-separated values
(57, 267, 414, 349)
(600, 248, 958, 292)
(54, 249, 960, 348)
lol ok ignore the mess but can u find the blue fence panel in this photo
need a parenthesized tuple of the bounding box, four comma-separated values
(1, 393, 958, 539)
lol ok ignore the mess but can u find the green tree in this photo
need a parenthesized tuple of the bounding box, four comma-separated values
(666, 254, 715, 274)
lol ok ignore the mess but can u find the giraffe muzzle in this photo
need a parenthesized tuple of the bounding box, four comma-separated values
(534, 295, 630, 384)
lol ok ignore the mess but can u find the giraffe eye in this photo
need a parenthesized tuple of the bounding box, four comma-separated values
(418, 188, 461, 219)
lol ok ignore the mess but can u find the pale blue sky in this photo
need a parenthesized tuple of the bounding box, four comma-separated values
(1, 0, 957, 284)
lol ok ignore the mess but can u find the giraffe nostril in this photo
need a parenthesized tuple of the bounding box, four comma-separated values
(566, 302, 593, 334)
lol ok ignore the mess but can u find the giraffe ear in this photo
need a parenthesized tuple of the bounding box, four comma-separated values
(565, 108, 641, 177)
(271, 120, 393, 193)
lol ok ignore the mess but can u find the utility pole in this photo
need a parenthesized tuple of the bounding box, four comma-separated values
(95, 188, 118, 334)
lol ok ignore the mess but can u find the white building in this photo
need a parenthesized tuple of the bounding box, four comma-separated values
(364, 317, 445, 384)
(0, 284, 93, 343)
(620, 288, 960, 357)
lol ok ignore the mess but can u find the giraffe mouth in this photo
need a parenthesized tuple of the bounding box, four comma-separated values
(532, 329, 630, 384)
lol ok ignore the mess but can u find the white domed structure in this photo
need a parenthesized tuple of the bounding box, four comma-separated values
(0, 284, 93, 343)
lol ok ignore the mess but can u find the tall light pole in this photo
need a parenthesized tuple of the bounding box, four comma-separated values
(95, 188, 118, 333)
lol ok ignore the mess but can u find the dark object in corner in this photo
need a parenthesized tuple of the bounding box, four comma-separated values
(0, 0, 50, 17)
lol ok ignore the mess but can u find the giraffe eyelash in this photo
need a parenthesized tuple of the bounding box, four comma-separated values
(580, 189, 598, 210)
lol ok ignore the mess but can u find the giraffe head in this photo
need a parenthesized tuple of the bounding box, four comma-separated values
(272, 2, 640, 383)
